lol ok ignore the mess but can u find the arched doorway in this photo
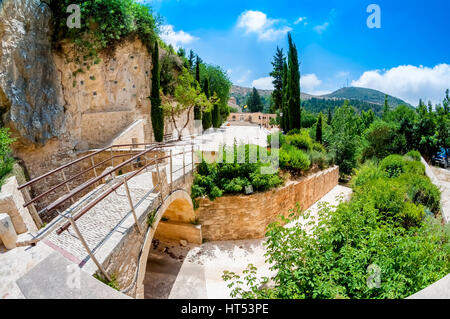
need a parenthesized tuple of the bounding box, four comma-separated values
(135, 190, 201, 299)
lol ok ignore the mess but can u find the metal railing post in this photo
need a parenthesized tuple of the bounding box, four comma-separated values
(182, 148, 186, 183)
(124, 178, 143, 234)
(67, 215, 111, 282)
(170, 150, 173, 192)
(91, 156, 98, 178)
(191, 145, 194, 171)
(61, 170, 74, 204)
(155, 155, 163, 204)
(110, 147, 114, 168)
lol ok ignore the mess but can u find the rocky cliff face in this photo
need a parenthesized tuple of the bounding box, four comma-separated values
(0, 0, 193, 184)
(0, 0, 65, 145)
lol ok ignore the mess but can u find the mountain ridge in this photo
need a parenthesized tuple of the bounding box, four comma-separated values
(230, 85, 412, 109)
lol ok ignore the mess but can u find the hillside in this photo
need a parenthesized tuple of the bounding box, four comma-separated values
(230, 85, 411, 115)
(320, 87, 411, 107)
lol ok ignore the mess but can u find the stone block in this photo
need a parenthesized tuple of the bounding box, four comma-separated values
(0, 213, 17, 249)
(0, 176, 37, 234)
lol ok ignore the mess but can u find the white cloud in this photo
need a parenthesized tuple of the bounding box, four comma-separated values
(252, 77, 274, 90)
(351, 64, 450, 105)
(236, 70, 252, 84)
(294, 17, 307, 25)
(160, 25, 197, 50)
(313, 22, 329, 34)
(237, 10, 292, 41)
(251, 73, 323, 93)
(301, 74, 322, 92)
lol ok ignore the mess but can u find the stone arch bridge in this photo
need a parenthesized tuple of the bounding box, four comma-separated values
(15, 141, 200, 298)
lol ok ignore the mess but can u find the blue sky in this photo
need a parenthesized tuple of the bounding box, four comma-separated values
(143, 0, 450, 105)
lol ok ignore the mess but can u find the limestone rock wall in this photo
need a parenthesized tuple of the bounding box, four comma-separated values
(0, 0, 65, 145)
(0, 0, 193, 209)
(197, 166, 340, 241)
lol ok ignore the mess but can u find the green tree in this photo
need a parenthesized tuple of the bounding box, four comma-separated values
(188, 50, 195, 72)
(194, 55, 202, 120)
(413, 101, 439, 160)
(150, 41, 164, 142)
(247, 88, 264, 113)
(160, 52, 176, 95)
(202, 78, 213, 130)
(287, 33, 301, 130)
(382, 94, 390, 120)
(315, 113, 323, 144)
(162, 68, 214, 140)
(270, 47, 285, 113)
(281, 61, 290, 131)
(327, 108, 332, 126)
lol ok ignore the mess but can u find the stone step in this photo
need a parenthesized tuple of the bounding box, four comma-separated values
(16, 252, 130, 299)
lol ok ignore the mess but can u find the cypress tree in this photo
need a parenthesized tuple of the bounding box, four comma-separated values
(270, 47, 285, 113)
(327, 108, 332, 125)
(316, 112, 323, 144)
(287, 33, 301, 130)
(150, 41, 164, 142)
(383, 94, 390, 119)
(202, 78, 213, 130)
(212, 102, 221, 128)
(194, 55, 202, 120)
(281, 61, 290, 131)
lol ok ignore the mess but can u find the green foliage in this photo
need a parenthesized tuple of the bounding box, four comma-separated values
(279, 144, 311, 172)
(147, 209, 157, 228)
(191, 145, 283, 204)
(361, 121, 407, 161)
(0, 128, 15, 187)
(150, 41, 164, 142)
(49, 0, 160, 68)
(399, 173, 441, 215)
(246, 88, 264, 113)
(285, 130, 314, 151)
(379, 155, 406, 178)
(315, 113, 323, 144)
(405, 150, 422, 162)
(224, 154, 449, 299)
(270, 47, 285, 113)
(287, 33, 301, 130)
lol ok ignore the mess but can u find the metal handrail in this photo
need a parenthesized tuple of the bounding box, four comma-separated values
(17, 141, 178, 191)
(55, 149, 191, 235)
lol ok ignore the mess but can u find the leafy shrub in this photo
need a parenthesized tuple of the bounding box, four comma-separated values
(406, 150, 422, 161)
(312, 142, 326, 153)
(400, 202, 425, 229)
(285, 130, 313, 151)
(404, 160, 426, 176)
(379, 155, 405, 178)
(350, 161, 384, 189)
(224, 153, 449, 299)
(280, 145, 311, 172)
(191, 145, 283, 204)
(400, 173, 441, 214)
(0, 128, 15, 187)
(309, 151, 327, 170)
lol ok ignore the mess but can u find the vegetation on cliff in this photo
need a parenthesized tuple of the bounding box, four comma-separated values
(0, 128, 15, 188)
(48, 0, 160, 64)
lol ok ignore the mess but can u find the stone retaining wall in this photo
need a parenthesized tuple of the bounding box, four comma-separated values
(197, 166, 339, 241)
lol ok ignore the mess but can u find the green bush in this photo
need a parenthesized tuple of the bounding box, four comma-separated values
(405, 150, 422, 161)
(224, 153, 449, 299)
(379, 155, 406, 178)
(280, 145, 311, 172)
(285, 130, 313, 151)
(191, 145, 283, 204)
(309, 151, 327, 170)
(400, 202, 425, 229)
(0, 128, 15, 187)
(404, 160, 426, 176)
(350, 161, 384, 189)
(400, 173, 441, 214)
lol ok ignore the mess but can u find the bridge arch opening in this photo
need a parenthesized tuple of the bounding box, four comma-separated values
(135, 190, 201, 299)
